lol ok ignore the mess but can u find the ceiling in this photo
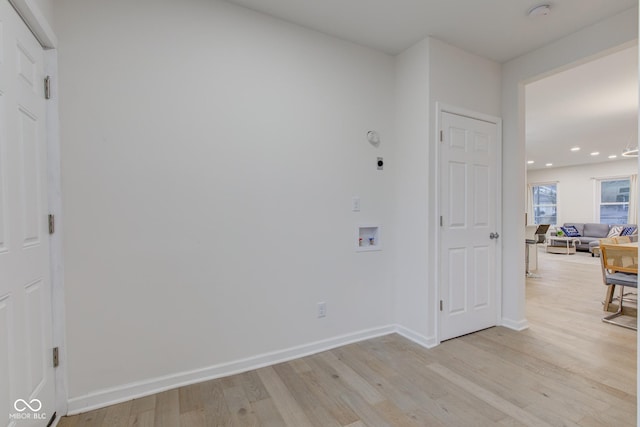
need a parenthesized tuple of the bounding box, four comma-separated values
(526, 46, 638, 170)
(222, 0, 638, 170)
(224, 0, 636, 62)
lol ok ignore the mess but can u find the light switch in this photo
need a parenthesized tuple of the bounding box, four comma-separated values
(352, 196, 361, 212)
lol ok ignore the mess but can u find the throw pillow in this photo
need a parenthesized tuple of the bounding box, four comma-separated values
(620, 226, 637, 236)
(607, 225, 623, 237)
(560, 225, 581, 237)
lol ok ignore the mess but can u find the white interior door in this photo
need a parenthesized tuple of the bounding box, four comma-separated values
(439, 110, 499, 341)
(0, 1, 55, 425)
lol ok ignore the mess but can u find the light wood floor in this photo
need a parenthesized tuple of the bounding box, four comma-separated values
(60, 249, 636, 426)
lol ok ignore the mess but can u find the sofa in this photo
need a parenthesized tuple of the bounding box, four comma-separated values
(553, 223, 637, 254)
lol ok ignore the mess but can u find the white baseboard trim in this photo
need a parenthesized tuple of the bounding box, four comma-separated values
(394, 325, 437, 349)
(67, 325, 396, 415)
(500, 317, 530, 331)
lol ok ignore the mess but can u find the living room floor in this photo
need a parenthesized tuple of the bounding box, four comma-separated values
(532, 247, 637, 324)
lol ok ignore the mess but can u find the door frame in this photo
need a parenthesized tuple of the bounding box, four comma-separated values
(9, 0, 67, 418)
(434, 103, 503, 345)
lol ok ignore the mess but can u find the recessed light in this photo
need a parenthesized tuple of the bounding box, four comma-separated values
(545, 163, 553, 167)
(527, 160, 535, 164)
(590, 152, 600, 156)
(570, 147, 580, 152)
(608, 155, 617, 159)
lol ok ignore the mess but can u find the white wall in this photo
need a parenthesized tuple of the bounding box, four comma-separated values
(56, 0, 396, 409)
(429, 38, 502, 118)
(393, 37, 501, 344)
(393, 39, 431, 344)
(501, 7, 638, 330)
(527, 159, 637, 225)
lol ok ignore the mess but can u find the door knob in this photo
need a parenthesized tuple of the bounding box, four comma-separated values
(490, 232, 500, 239)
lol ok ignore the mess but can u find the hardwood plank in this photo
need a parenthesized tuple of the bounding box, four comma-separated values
(297, 357, 361, 425)
(329, 348, 413, 410)
(77, 406, 109, 426)
(319, 351, 385, 405)
(372, 399, 424, 427)
(179, 383, 204, 414)
(236, 371, 270, 403)
(289, 358, 313, 374)
(130, 395, 156, 416)
(256, 366, 314, 427)
(432, 338, 609, 422)
(272, 362, 341, 426)
(338, 392, 392, 427)
(128, 410, 154, 427)
(178, 409, 205, 427)
(371, 337, 522, 424)
(428, 362, 554, 427)
(222, 385, 259, 426)
(251, 398, 287, 427)
(57, 414, 80, 427)
(101, 400, 132, 427)
(462, 333, 636, 426)
(332, 343, 475, 425)
(202, 379, 233, 427)
(153, 389, 179, 427)
(331, 344, 423, 411)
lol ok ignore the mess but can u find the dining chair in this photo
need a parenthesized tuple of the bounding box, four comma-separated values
(599, 243, 638, 330)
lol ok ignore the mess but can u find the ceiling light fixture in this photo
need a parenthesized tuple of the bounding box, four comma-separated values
(570, 147, 580, 152)
(527, 4, 551, 17)
(527, 160, 534, 164)
(545, 163, 553, 167)
(590, 152, 600, 156)
(622, 144, 638, 157)
(608, 155, 617, 159)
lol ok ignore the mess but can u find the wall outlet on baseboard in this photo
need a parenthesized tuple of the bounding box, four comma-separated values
(317, 302, 327, 318)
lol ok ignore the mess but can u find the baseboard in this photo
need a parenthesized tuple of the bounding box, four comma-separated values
(500, 317, 529, 331)
(394, 325, 438, 349)
(66, 325, 396, 415)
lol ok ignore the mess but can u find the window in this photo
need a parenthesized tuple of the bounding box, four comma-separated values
(597, 178, 630, 224)
(532, 184, 557, 225)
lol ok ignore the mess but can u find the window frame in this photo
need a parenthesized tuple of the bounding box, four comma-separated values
(531, 182, 558, 226)
(595, 177, 630, 224)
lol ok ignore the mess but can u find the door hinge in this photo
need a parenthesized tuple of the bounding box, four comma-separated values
(440, 300, 443, 311)
(48, 214, 55, 234)
(440, 130, 444, 142)
(52, 347, 59, 367)
(440, 216, 443, 227)
(44, 76, 51, 100)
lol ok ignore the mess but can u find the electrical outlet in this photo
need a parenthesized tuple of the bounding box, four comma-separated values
(317, 302, 327, 318)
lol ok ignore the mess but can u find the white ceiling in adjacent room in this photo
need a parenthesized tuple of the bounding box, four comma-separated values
(526, 46, 638, 170)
